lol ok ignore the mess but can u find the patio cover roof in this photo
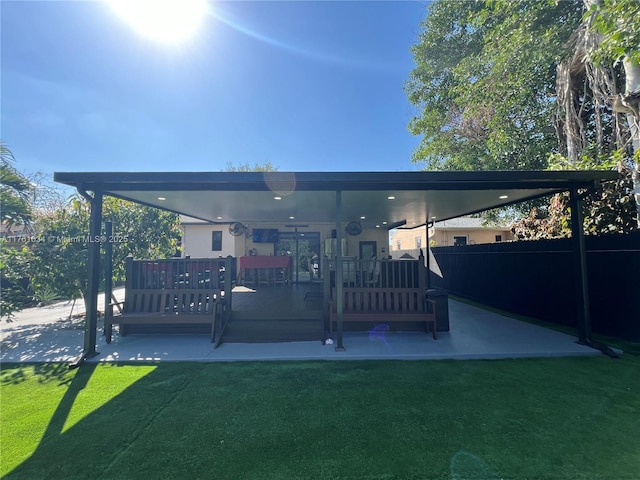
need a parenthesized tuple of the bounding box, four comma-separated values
(54, 170, 618, 228)
(53, 169, 619, 362)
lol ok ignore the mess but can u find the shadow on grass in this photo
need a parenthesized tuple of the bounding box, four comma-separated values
(39, 364, 97, 443)
(1, 362, 96, 479)
(3, 358, 639, 480)
(2, 361, 499, 480)
(2, 362, 163, 480)
(0, 363, 72, 387)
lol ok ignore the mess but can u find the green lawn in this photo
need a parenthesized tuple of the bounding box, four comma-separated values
(1, 357, 639, 479)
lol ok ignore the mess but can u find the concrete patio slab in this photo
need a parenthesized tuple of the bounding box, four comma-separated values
(1, 293, 601, 363)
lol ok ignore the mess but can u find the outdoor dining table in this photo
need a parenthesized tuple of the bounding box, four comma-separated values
(238, 255, 292, 286)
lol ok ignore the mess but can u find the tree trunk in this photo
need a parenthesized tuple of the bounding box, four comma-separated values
(68, 298, 76, 321)
(623, 57, 640, 227)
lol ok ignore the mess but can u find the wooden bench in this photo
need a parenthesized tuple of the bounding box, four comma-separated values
(105, 289, 221, 344)
(329, 288, 437, 339)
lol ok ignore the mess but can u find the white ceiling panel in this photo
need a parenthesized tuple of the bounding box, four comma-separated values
(54, 170, 618, 229)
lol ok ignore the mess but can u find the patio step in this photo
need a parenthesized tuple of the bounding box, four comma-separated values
(221, 315, 324, 343)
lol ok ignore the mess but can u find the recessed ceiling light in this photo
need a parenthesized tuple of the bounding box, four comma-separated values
(376, 224, 381, 228)
(217, 216, 223, 220)
(382, 221, 387, 225)
(289, 216, 295, 219)
(360, 216, 366, 220)
(274, 196, 282, 200)
(387, 196, 395, 200)
(157, 197, 166, 201)
(499, 195, 509, 199)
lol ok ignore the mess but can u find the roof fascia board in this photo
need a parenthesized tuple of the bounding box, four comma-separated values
(54, 170, 619, 193)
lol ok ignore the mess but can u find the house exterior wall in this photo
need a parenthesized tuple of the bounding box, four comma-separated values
(391, 226, 514, 251)
(181, 224, 236, 258)
(343, 228, 389, 258)
(433, 228, 514, 246)
(181, 222, 390, 259)
(391, 227, 429, 251)
(242, 223, 389, 258)
(237, 223, 330, 257)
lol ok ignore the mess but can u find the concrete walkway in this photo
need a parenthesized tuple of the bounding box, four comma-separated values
(1, 290, 601, 363)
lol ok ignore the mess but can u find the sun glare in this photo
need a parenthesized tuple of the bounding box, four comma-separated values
(108, 0, 208, 44)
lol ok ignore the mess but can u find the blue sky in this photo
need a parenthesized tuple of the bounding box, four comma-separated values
(2, 1, 429, 178)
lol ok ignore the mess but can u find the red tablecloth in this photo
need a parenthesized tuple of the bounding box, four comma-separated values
(239, 256, 291, 269)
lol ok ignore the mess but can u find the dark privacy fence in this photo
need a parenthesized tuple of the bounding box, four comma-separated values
(429, 231, 640, 340)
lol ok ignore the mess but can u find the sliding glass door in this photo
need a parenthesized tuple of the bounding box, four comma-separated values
(275, 231, 321, 283)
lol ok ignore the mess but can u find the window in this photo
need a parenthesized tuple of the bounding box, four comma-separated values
(453, 235, 467, 246)
(415, 236, 422, 249)
(495, 234, 502, 242)
(211, 231, 222, 251)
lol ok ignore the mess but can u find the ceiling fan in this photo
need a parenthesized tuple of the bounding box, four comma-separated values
(228, 222, 249, 237)
(345, 221, 363, 236)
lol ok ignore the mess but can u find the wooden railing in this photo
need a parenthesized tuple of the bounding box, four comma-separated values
(125, 257, 236, 290)
(322, 253, 427, 314)
(123, 256, 236, 320)
(323, 255, 425, 289)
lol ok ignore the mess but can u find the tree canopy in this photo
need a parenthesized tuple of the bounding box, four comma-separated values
(1, 187, 182, 320)
(224, 161, 278, 172)
(1, 142, 33, 227)
(29, 195, 182, 307)
(407, 0, 639, 233)
(406, 0, 584, 172)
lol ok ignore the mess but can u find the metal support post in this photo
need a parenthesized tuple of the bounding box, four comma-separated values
(83, 190, 103, 359)
(570, 187, 592, 345)
(224, 255, 233, 319)
(425, 221, 432, 290)
(335, 190, 345, 351)
(70, 189, 103, 368)
(103, 221, 113, 336)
